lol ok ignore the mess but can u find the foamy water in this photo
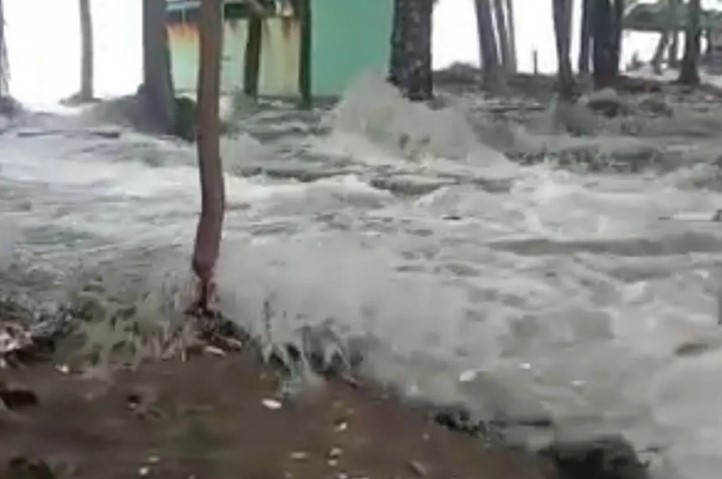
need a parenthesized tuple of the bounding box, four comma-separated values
(3, 75, 722, 478)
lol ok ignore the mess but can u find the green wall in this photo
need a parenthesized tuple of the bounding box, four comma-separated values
(310, 0, 393, 97)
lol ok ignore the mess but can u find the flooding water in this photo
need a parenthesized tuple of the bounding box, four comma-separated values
(2, 75, 722, 479)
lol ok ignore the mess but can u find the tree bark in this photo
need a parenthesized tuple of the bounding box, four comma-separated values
(79, 0, 94, 101)
(552, 0, 574, 100)
(192, 0, 225, 312)
(492, 0, 512, 73)
(142, 0, 178, 135)
(592, 0, 621, 89)
(651, 31, 670, 75)
(578, 0, 592, 75)
(504, 0, 517, 73)
(474, 0, 504, 92)
(388, 0, 433, 101)
(668, 0, 681, 68)
(0, 0, 7, 98)
(678, 0, 701, 85)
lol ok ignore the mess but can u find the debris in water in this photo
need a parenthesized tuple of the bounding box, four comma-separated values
(55, 364, 70, 374)
(147, 456, 159, 465)
(458, 370, 476, 382)
(328, 447, 342, 459)
(138, 466, 150, 476)
(334, 419, 348, 432)
(0, 383, 38, 409)
(262, 398, 282, 410)
(328, 459, 339, 467)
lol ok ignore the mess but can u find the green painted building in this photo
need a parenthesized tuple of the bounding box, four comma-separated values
(166, 0, 393, 101)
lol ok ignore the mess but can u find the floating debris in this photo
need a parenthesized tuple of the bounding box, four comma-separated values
(458, 370, 477, 382)
(334, 420, 348, 432)
(138, 466, 150, 476)
(202, 345, 226, 357)
(262, 398, 282, 410)
(55, 364, 70, 374)
(328, 447, 342, 459)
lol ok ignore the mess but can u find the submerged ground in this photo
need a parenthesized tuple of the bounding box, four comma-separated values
(2, 73, 722, 478)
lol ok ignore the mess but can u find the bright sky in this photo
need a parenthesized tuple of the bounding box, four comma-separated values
(3, 0, 661, 104)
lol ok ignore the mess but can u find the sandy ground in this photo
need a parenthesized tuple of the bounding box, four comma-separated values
(0, 347, 556, 479)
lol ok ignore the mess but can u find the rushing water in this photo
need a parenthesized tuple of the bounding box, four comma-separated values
(3, 75, 722, 478)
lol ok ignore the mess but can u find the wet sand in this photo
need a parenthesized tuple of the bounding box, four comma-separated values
(0, 349, 556, 479)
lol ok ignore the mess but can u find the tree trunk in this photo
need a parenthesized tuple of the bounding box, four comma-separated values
(492, 0, 512, 73)
(552, 0, 574, 100)
(578, 0, 592, 75)
(678, 0, 701, 85)
(651, 31, 670, 75)
(142, 0, 177, 135)
(388, 0, 433, 101)
(243, 16, 261, 97)
(79, 0, 94, 101)
(668, 0, 681, 68)
(0, 0, 7, 98)
(504, 0, 517, 73)
(592, 0, 621, 89)
(192, 0, 225, 312)
(474, 0, 504, 92)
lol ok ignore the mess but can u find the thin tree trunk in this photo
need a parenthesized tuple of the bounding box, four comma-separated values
(504, 0, 517, 73)
(475, 0, 504, 92)
(651, 31, 670, 75)
(243, 15, 261, 97)
(492, 0, 512, 73)
(578, 0, 592, 75)
(668, 0, 681, 68)
(192, 0, 225, 312)
(142, 0, 177, 134)
(0, 0, 7, 98)
(592, 0, 620, 89)
(388, 0, 433, 101)
(79, 0, 94, 101)
(552, 0, 574, 100)
(678, 0, 701, 85)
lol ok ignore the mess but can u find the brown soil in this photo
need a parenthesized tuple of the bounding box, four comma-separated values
(0, 350, 557, 479)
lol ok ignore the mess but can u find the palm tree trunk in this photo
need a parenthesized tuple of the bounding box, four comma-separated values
(578, 0, 592, 75)
(678, 0, 701, 85)
(0, 0, 7, 98)
(388, 0, 433, 101)
(474, 0, 503, 92)
(192, 0, 225, 313)
(504, 0, 517, 73)
(79, 0, 94, 101)
(142, 0, 177, 134)
(552, 0, 574, 100)
(492, 0, 512, 73)
(592, 0, 620, 89)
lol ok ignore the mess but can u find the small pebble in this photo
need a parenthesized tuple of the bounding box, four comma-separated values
(262, 398, 282, 410)
(290, 451, 310, 461)
(408, 460, 429, 477)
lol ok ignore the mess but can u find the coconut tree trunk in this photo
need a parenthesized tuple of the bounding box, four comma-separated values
(388, 0, 433, 101)
(78, 0, 94, 101)
(504, 0, 517, 73)
(678, 0, 701, 85)
(192, 0, 225, 313)
(553, 0, 574, 100)
(492, 0, 512, 73)
(578, 0, 592, 75)
(0, 0, 7, 98)
(142, 0, 177, 135)
(475, 0, 504, 92)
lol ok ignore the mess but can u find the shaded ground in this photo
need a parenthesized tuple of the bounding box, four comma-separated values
(0, 349, 556, 479)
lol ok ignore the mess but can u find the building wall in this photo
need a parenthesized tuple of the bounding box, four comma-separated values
(166, 0, 392, 98)
(310, 0, 393, 97)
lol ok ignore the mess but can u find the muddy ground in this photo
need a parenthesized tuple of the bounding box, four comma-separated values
(0, 346, 560, 479)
